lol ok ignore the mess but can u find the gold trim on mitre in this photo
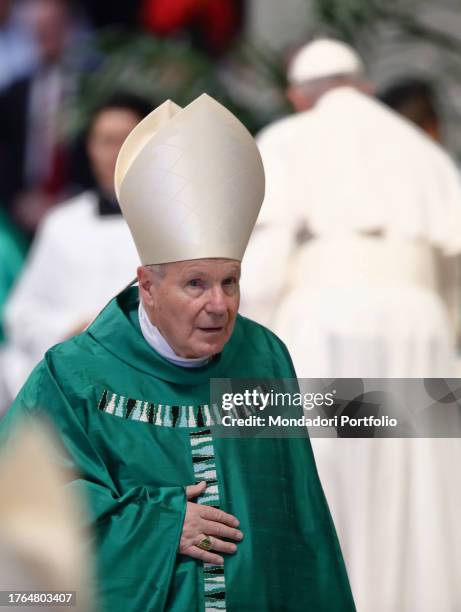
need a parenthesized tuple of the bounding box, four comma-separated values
(115, 93, 265, 265)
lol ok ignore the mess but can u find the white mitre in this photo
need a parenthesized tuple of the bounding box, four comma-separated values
(288, 38, 364, 84)
(115, 93, 265, 264)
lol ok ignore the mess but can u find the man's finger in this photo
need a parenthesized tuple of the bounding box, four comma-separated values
(182, 546, 224, 565)
(194, 534, 237, 555)
(199, 505, 240, 527)
(185, 481, 207, 500)
(202, 520, 243, 541)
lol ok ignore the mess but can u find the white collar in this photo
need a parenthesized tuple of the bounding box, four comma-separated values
(138, 301, 210, 368)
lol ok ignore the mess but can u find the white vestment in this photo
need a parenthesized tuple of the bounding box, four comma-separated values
(0, 191, 139, 408)
(241, 87, 461, 611)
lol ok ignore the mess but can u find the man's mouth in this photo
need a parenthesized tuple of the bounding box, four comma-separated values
(198, 327, 224, 333)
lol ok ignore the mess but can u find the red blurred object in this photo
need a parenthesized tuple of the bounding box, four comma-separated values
(43, 143, 68, 196)
(141, 0, 241, 54)
(142, 0, 198, 34)
(199, 0, 239, 53)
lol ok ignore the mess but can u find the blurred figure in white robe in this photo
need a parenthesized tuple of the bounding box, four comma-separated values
(0, 420, 92, 611)
(241, 38, 461, 612)
(0, 93, 151, 414)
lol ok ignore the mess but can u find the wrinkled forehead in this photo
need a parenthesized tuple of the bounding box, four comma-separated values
(150, 258, 241, 279)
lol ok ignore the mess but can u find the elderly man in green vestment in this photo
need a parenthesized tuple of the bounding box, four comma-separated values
(0, 94, 354, 611)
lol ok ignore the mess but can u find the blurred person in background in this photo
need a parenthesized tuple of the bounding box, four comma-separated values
(0, 93, 150, 416)
(0, 0, 77, 237)
(0, 0, 38, 92)
(242, 37, 461, 378)
(378, 77, 442, 143)
(240, 38, 461, 612)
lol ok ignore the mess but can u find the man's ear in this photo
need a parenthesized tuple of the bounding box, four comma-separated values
(137, 266, 155, 308)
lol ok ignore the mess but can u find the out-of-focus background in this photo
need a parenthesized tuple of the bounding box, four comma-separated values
(2, 0, 461, 400)
(1, 0, 461, 236)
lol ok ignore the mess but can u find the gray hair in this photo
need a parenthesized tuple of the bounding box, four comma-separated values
(145, 263, 168, 279)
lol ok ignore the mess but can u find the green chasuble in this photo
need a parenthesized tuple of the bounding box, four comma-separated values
(1, 287, 355, 611)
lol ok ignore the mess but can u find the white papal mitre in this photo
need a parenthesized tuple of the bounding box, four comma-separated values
(115, 94, 265, 265)
(288, 38, 364, 84)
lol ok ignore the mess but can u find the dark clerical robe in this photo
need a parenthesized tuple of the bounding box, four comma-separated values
(0, 287, 355, 611)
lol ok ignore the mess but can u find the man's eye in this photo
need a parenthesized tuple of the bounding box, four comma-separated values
(223, 277, 237, 286)
(187, 279, 202, 288)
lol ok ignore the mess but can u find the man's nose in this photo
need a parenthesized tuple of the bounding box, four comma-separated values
(205, 286, 227, 315)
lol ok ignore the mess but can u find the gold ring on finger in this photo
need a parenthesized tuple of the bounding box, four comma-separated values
(198, 536, 212, 551)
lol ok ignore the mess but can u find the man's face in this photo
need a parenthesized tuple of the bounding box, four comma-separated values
(27, 0, 69, 64)
(87, 108, 141, 197)
(138, 259, 241, 359)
